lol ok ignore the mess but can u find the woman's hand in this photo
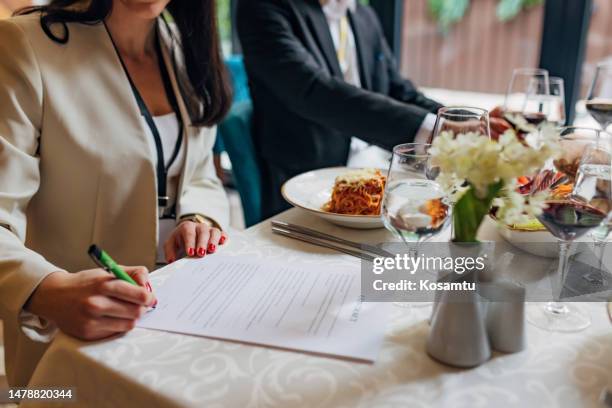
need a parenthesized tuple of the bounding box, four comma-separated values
(163, 221, 228, 263)
(25, 267, 156, 341)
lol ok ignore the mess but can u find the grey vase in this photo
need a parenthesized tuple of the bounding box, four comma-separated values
(426, 243, 492, 368)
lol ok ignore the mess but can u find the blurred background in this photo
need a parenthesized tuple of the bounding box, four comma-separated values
(215, 0, 612, 230)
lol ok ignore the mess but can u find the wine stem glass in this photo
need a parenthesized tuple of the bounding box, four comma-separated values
(576, 135, 612, 287)
(589, 241, 607, 285)
(391, 207, 433, 309)
(528, 239, 592, 332)
(586, 61, 612, 131)
(549, 77, 566, 126)
(382, 143, 450, 310)
(584, 224, 610, 286)
(545, 240, 571, 316)
(527, 136, 612, 332)
(431, 107, 490, 241)
(505, 68, 550, 120)
(394, 239, 427, 309)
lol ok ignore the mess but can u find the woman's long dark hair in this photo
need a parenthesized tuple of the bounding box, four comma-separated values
(18, 0, 232, 127)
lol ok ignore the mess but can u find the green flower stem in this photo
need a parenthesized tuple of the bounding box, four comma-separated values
(453, 181, 504, 242)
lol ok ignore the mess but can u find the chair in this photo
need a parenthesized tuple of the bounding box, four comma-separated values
(217, 56, 262, 227)
(218, 101, 261, 227)
(225, 55, 251, 105)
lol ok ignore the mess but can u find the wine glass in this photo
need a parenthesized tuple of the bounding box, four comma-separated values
(382, 143, 450, 309)
(556, 127, 606, 189)
(527, 134, 611, 332)
(430, 107, 490, 242)
(586, 61, 612, 130)
(557, 126, 612, 289)
(430, 106, 490, 142)
(548, 77, 566, 126)
(505, 68, 550, 126)
(574, 133, 612, 287)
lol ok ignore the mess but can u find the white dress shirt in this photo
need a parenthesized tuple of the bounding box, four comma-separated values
(321, 0, 436, 168)
(141, 112, 186, 264)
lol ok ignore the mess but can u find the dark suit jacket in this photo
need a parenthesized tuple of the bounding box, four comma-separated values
(237, 0, 443, 218)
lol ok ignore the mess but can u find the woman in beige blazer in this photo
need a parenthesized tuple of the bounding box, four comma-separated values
(0, 0, 232, 386)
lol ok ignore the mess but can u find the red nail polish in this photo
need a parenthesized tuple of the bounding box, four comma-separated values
(188, 247, 195, 257)
(145, 282, 152, 293)
(208, 243, 216, 253)
(197, 247, 206, 257)
(152, 299, 158, 308)
(219, 236, 226, 245)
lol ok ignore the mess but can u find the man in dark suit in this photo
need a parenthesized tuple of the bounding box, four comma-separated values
(237, 0, 443, 218)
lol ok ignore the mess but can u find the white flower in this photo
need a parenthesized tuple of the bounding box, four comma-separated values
(430, 125, 561, 221)
(503, 112, 537, 134)
(494, 181, 547, 226)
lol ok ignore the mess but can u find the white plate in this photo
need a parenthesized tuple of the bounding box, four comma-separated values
(281, 167, 385, 229)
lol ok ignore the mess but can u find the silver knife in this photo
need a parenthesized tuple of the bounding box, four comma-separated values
(271, 226, 376, 262)
(271, 220, 393, 258)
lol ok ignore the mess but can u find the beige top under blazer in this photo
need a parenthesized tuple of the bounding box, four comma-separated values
(0, 13, 229, 386)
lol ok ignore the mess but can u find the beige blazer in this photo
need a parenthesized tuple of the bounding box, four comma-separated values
(0, 14, 229, 386)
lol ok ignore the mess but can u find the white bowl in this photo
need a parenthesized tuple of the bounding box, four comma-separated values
(281, 167, 385, 229)
(494, 218, 560, 258)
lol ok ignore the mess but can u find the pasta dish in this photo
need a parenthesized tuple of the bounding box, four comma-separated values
(323, 169, 386, 215)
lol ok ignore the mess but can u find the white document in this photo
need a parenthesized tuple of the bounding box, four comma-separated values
(138, 256, 390, 362)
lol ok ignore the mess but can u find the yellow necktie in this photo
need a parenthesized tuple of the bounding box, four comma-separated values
(337, 15, 350, 74)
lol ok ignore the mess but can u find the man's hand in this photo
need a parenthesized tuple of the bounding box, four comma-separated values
(489, 106, 513, 140)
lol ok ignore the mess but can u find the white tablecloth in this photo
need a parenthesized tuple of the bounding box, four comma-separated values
(25, 209, 612, 408)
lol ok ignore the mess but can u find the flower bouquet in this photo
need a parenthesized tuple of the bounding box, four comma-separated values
(430, 125, 561, 242)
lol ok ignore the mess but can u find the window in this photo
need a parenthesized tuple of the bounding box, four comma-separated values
(399, 0, 545, 94)
(581, 0, 612, 97)
(575, 0, 612, 126)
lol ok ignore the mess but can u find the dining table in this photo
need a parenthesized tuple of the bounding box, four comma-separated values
(24, 207, 612, 408)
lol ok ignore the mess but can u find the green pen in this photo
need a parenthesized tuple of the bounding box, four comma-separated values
(88, 244, 138, 286)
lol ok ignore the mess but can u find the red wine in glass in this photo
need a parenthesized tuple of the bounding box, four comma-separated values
(505, 111, 548, 129)
(586, 62, 612, 128)
(585, 99, 612, 128)
(522, 112, 548, 126)
(537, 200, 606, 241)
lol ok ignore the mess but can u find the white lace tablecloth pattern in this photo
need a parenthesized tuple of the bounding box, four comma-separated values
(24, 209, 612, 408)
